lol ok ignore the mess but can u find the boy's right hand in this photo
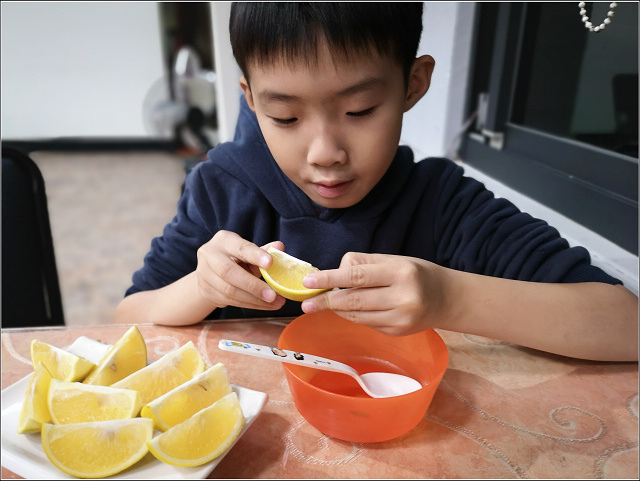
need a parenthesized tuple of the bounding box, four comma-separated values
(195, 230, 286, 311)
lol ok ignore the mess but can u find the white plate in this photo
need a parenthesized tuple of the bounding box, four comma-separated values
(1, 336, 269, 479)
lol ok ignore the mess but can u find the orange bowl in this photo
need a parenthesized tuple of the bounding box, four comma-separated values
(278, 311, 448, 443)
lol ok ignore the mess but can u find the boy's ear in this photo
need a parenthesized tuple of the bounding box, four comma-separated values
(404, 55, 435, 112)
(239, 76, 256, 111)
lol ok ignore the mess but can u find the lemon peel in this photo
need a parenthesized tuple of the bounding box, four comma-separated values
(17, 361, 53, 434)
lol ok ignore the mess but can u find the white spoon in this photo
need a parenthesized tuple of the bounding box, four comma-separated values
(218, 339, 422, 398)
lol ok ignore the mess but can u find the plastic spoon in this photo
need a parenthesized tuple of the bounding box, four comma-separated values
(218, 339, 422, 398)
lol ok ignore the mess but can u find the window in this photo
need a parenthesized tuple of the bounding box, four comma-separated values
(459, 2, 638, 255)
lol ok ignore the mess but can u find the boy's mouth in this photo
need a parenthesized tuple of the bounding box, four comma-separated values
(314, 180, 353, 199)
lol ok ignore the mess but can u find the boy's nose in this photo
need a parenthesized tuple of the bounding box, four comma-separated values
(306, 125, 347, 167)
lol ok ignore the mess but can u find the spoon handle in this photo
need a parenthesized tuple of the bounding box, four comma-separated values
(218, 339, 359, 377)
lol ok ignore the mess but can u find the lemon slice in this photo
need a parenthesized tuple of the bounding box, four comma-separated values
(41, 418, 153, 479)
(83, 325, 147, 386)
(17, 361, 53, 434)
(141, 362, 232, 431)
(30, 339, 96, 382)
(111, 341, 205, 405)
(259, 246, 329, 302)
(48, 379, 142, 424)
(147, 391, 245, 467)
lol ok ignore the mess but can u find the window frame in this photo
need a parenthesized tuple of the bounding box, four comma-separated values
(458, 2, 638, 255)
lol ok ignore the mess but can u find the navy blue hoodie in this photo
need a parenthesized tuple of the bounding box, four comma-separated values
(126, 96, 621, 319)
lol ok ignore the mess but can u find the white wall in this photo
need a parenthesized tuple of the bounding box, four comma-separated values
(401, 2, 476, 159)
(0, 1, 473, 148)
(210, 2, 242, 143)
(1, 2, 166, 140)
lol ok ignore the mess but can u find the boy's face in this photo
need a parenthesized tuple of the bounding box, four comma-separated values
(241, 41, 431, 209)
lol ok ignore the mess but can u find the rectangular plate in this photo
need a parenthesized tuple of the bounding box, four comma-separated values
(1, 336, 268, 479)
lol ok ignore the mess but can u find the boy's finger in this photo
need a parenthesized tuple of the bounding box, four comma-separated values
(339, 251, 392, 268)
(260, 240, 285, 252)
(303, 263, 392, 290)
(214, 230, 273, 269)
(208, 269, 285, 308)
(233, 240, 274, 269)
(300, 293, 329, 314)
(301, 286, 390, 314)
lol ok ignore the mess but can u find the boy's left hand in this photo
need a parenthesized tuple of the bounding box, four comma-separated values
(300, 252, 448, 336)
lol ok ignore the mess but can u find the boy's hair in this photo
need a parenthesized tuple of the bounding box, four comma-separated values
(229, 2, 424, 88)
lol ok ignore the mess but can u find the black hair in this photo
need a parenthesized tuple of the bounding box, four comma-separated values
(229, 2, 424, 87)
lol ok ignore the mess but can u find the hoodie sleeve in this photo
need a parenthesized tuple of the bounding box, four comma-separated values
(431, 159, 622, 285)
(125, 165, 216, 296)
(125, 139, 281, 297)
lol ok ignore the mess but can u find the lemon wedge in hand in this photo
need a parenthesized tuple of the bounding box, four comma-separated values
(259, 246, 329, 302)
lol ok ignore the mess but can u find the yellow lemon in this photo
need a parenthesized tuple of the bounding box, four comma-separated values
(111, 341, 205, 405)
(41, 418, 153, 479)
(30, 339, 96, 382)
(259, 246, 329, 302)
(147, 391, 245, 467)
(17, 361, 53, 434)
(141, 362, 232, 431)
(48, 379, 142, 424)
(83, 325, 147, 386)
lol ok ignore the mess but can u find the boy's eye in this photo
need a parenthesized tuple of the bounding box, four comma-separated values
(347, 107, 375, 118)
(271, 117, 297, 125)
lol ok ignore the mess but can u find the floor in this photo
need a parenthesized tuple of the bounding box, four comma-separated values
(31, 151, 189, 327)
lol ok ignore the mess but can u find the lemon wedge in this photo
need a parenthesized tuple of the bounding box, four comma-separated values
(17, 361, 53, 434)
(48, 379, 142, 424)
(30, 339, 96, 382)
(259, 246, 329, 301)
(141, 362, 232, 431)
(147, 391, 245, 467)
(111, 341, 205, 405)
(83, 325, 147, 386)
(41, 418, 153, 478)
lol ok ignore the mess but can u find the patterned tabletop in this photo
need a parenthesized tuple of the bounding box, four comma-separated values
(1, 318, 638, 479)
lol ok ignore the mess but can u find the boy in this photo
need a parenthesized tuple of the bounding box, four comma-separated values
(115, 3, 638, 362)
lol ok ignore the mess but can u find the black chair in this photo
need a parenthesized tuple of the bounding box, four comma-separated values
(2, 145, 65, 327)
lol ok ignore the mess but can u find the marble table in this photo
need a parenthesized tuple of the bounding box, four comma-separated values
(2, 317, 638, 479)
